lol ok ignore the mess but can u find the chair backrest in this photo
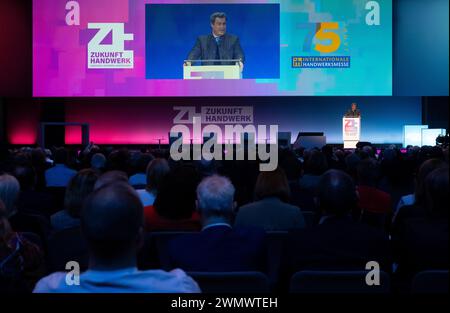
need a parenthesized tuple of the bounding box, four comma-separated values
(9, 213, 51, 252)
(360, 210, 388, 230)
(188, 272, 270, 293)
(266, 231, 287, 287)
(290, 184, 316, 212)
(137, 231, 196, 270)
(290, 270, 390, 293)
(44, 187, 67, 212)
(302, 211, 316, 228)
(47, 226, 88, 273)
(411, 270, 449, 294)
(20, 232, 43, 249)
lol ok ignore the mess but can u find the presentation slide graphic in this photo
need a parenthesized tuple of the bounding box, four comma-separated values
(33, 0, 392, 96)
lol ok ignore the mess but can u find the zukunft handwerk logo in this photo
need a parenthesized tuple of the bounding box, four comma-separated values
(169, 107, 279, 172)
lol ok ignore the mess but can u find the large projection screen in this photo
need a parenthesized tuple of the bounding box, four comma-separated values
(33, 0, 392, 97)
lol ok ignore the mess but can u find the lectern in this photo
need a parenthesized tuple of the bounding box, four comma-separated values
(183, 59, 242, 79)
(343, 117, 361, 149)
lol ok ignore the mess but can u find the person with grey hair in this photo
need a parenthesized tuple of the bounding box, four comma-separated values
(0, 174, 20, 217)
(159, 175, 267, 272)
(186, 12, 245, 68)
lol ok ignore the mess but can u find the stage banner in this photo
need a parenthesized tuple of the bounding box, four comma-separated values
(343, 117, 361, 148)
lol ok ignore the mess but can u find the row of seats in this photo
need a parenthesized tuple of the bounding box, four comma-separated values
(189, 270, 449, 293)
(43, 229, 449, 293)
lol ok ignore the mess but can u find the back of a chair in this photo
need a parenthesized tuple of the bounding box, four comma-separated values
(302, 211, 316, 228)
(20, 232, 43, 249)
(412, 270, 449, 294)
(266, 231, 287, 287)
(290, 270, 390, 293)
(188, 272, 270, 293)
(290, 185, 315, 212)
(47, 226, 88, 273)
(138, 231, 196, 270)
(44, 187, 67, 213)
(9, 213, 51, 252)
(360, 210, 388, 230)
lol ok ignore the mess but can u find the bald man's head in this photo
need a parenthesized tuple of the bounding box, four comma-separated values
(317, 170, 357, 216)
(81, 183, 143, 260)
(94, 170, 128, 190)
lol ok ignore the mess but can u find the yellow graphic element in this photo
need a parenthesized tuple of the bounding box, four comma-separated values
(314, 22, 341, 53)
(292, 57, 303, 67)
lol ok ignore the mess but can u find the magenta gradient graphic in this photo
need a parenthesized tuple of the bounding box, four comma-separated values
(33, 0, 277, 97)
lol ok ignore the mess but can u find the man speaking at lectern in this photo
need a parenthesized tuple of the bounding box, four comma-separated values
(345, 102, 361, 118)
(185, 12, 245, 69)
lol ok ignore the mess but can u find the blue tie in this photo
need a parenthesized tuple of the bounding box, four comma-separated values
(215, 37, 221, 64)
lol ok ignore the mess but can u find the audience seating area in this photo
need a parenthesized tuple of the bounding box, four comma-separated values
(0, 144, 448, 293)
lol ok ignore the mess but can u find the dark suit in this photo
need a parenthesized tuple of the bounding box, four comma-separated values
(159, 225, 267, 272)
(187, 34, 245, 65)
(235, 197, 306, 231)
(283, 216, 391, 276)
(345, 109, 361, 118)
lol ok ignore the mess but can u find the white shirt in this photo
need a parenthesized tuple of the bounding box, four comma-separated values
(33, 267, 201, 293)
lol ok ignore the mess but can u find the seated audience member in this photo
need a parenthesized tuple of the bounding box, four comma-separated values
(106, 149, 130, 173)
(30, 148, 49, 191)
(13, 165, 55, 217)
(90, 153, 106, 175)
(378, 148, 414, 208)
(51, 169, 99, 231)
(394, 167, 449, 278)
(299, 149, 328, 193)
(278, 149, 303, 184)
(322, 145, 345, 170)
(1, 174, 51, 242)
(160, 175, 267, 272)
(0, 174, 21, 219)
(284, 170, 391, 275)
(345, 152, 361, 181)
(393, 158, 447, 223)
(129, 153, 154, 188)
(34, 183, 200, 293)
(45, 148, 77, 187)
(144, 165, 201, 231)
(194, 158, 219, 179)
(235, 167, 305, 231)
(356, 158, 392, 215)
(136, 158, 170, 207)
(1, 200, 45, 292)
(93, 170, 128, 191)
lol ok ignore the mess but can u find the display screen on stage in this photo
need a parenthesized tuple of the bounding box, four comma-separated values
(33, 0, 392, 97)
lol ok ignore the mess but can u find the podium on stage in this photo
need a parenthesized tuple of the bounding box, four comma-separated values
(183, 59, 242, 79)
(343, 117, 361, 149)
